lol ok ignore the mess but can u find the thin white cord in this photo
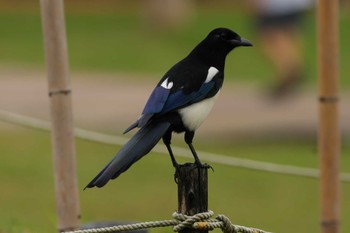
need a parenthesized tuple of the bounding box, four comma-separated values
(1, 109, 349, 182)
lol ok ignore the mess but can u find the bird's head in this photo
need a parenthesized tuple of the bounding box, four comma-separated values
(207, 27, 253, 49)
(190, 28, 252, 67)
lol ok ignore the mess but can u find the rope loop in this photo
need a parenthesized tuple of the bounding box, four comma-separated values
(217, 214, 234, 232)
(216, 214, 268, 233)
(172, 210, 214, 232)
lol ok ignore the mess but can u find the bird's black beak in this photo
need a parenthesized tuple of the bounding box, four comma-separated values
(229, 37, 253, 47)
(239, 38, 253, 47)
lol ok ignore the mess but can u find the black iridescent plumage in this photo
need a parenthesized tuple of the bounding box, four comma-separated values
(86, 28, 252, 189)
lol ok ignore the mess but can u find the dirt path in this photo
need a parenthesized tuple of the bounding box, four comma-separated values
(0, 68, 349, 141)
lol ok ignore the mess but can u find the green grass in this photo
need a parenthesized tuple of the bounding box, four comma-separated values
(0, 3, 350, 232)
(0, 122, 349, 233)
(0, 5, 349, 87)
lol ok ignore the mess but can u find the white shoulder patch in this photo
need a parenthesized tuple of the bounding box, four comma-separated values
(160, 78, 174, 89)
(205, 67, 219, 83)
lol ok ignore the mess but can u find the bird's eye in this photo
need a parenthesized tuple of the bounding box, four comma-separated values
(220, 33, 229, 40)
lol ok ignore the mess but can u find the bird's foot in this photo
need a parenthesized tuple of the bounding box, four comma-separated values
(173, 162, 181, 184)
(173, 162, 214, 183)
(194, 161, 214, 172)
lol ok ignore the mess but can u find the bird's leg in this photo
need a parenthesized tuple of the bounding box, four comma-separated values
(162, 131, 179, 168)
(185, 131, 213, 171)
(163, 131, 180, 183)
(184, 131, 202, 166)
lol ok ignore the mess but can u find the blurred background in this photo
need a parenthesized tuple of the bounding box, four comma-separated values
(0, 0, 349, 232)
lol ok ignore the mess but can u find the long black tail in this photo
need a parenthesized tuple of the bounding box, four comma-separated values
(85, 121, 171, 189)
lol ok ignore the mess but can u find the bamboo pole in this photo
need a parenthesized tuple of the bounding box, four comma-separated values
(317, 0, 340, 233)
(40, 0, 80, 231)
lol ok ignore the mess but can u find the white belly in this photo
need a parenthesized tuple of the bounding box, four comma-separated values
(178, 93, 219, 131)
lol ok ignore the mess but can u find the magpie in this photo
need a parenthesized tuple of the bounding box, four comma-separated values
(85, 28, 252, 189)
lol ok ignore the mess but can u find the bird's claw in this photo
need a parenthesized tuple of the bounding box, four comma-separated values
(173, 162, 214, 184)
(194, 162, 214, 172)
(173, 163, 180, 184)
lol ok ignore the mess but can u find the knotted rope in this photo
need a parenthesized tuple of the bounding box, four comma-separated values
(64, 211, 271, 233)
(172, 211, 268, 233)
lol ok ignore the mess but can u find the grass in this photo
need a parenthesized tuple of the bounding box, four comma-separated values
(1, 2, 350, 232)
(0, 122, 349, 233)
(0, 4, 349, 87)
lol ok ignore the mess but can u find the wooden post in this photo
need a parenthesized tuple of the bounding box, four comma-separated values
(177, 164, 208, 233)
(40, 0, 80, 231)
(317, 0, 340, 233)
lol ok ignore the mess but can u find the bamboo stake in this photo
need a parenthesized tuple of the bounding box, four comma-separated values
(317, 0, 340, 233)
(40, 0, 80, 231)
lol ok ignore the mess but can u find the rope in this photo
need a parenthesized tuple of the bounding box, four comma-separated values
(1, 109, 350, 183)
(64, 211, 271, 233)
(64, 219, 177, 233)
